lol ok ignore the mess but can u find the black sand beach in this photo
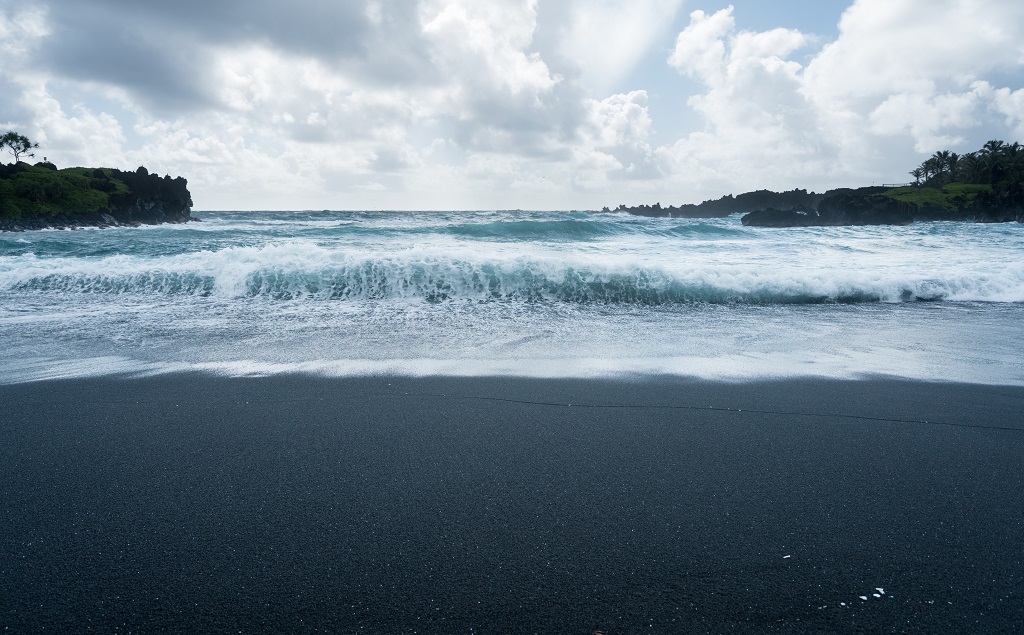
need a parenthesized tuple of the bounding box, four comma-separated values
(2, 375, 1022, 633)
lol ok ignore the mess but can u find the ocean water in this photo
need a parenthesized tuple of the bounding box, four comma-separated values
(1, 210, 1022, 385)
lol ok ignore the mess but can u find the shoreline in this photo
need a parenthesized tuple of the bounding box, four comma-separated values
(3, 374, 1022, 632)
(0, 212, 197, 232)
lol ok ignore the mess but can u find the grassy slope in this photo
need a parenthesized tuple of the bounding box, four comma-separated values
(881, 183, 992, 211)
(0, 165, 132, 219)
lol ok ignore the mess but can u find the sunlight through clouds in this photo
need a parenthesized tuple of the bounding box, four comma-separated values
(560, 0, 683, 94)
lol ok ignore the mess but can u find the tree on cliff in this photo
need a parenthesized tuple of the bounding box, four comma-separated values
(0, 131, 39, 164)
(913, 139, 1023, 187)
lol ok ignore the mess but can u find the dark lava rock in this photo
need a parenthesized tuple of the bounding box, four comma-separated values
(741, 207, 819, 227)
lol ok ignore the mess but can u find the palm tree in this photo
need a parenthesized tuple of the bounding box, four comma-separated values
(916, 139, 1022, 186)
(1002, 142, 1023, 179)
(981, 150, 1005, 184)
(930, 151, 948, 181)
(927, 150, 959, 184)
(909, 167, 924, 185)
(946, 152, 960, 177)
(921, 157, 939, 183)
(957, 152, 984, 183)
(981, 139, 1006, 156)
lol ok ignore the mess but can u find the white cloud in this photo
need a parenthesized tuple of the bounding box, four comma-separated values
(421, 0, 558, 99)
(19, 82, 127, 167)
(805, 0, 1024, 102)
(661, 0, 1024, 195)
(802, 0, 1024, 156)
(867, 87, 987, 152)
(987, 84, 1024, 137)
(0, 3, 51, 130)
(585, 91, 653, 151)
(575, 91, 658, 182)
(2, 0, 1023, 209)
(663, 6, 824, 190)
(667, 6, 734, 83)
(0, 3, 48, 59)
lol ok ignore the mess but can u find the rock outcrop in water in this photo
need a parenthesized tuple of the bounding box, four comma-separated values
(607, 189, 821, 218)
(0, 163, 194, 231)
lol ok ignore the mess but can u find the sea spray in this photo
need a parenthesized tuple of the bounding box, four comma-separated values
(3, 243, 1022, 303)
(1, 210, 1022, 384)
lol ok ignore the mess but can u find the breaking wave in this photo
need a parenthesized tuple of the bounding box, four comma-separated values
(3, 242, 1022, 304)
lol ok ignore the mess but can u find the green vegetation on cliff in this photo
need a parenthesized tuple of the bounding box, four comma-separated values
(881, 183, 992, 212)
(0, 162, 193, 230)
(0, 164, 133, 218)
(894, 140, 1024, 220)
(741, 140, 1022, 227)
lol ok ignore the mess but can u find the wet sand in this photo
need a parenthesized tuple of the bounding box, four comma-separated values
(2, 375, 1022, 633)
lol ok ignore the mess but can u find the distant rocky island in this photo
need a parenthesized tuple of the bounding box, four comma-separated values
(609, 139, 1024, 227)
(0, 162, 194, 231)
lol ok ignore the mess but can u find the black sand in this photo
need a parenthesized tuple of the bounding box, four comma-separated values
(2, 375, 1022, 633)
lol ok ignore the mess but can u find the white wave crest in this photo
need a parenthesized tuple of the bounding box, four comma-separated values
(2, 239, 1024, 303)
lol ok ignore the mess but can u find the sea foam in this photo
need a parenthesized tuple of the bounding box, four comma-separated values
(2, 211, 1023, 385)
(2, 237, 1023, 304)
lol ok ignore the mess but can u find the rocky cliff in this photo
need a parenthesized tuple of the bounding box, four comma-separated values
(0, 163, 194, 231)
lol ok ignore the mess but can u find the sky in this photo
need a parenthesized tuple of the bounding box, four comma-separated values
(1, 0, 1022, 211)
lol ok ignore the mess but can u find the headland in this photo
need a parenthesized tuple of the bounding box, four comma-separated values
(611, 139, 1024, 226)
(0, 162, 194, 231)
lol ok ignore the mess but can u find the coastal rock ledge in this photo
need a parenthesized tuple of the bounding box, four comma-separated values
(740, 186, 1024, 227)
(0, 163, 195, 232)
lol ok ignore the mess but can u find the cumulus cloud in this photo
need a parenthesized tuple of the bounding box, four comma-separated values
(2, 0, 602, 206)
(663, 6, 824, 189)
(20, 82, 128, 167)
(419, 0, 573, 156)
(806, 0, 1024, 102)
(576, 91, 657, 182)
(0, 2, 48, 59)
(0, 2, 50, 128)
(987, 85, 1024, 137)
(1, 0, 1022, 209)
(806, 0, 1024, 153)
(662, 0, 1024, 194)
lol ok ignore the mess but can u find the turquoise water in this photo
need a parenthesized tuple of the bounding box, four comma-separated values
(1, 211, 1022, 384)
